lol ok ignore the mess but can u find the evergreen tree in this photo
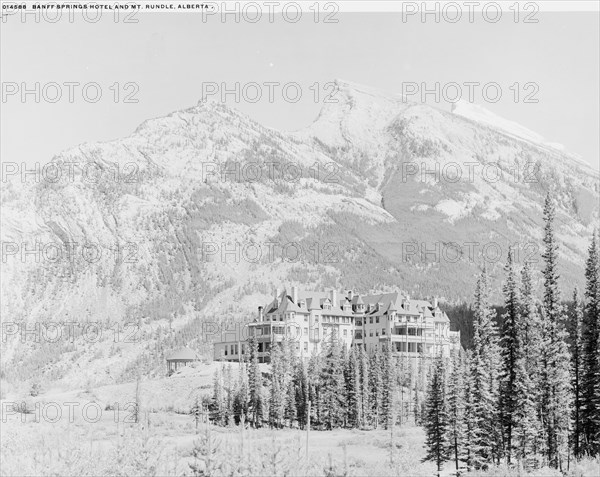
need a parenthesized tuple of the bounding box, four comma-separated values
(518, 260, 545, 465)
(463, 350, 478, 472)
(499, 247, 524, 463)
(320, 338, 346, 429)
(223, 364, 235, 426)
(247, 335, 263, 427)
(539, 192, 572, 469)
(346, 346, 362, 428)
(189, 423, 222, 477)
(269, 344, 285, 428)
(210, 366, 225, 426)
(295, 359, 309, 429)
(381, 343, 396, 430)
(233, 362, 249, 424)
(285, 375, 297, 427)
(469, 267, 501, 469)
(581, 231, 600, 456)
(308, 352, 324, 428)
(568, 288, 585, 458)
(359, 346, 371, 428)
(423, 353, 450, 476)
(370, 351, 384, 428)
(446, 348, 466, 473)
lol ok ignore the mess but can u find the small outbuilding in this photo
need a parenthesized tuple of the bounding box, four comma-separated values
(166, 348, 200, 375)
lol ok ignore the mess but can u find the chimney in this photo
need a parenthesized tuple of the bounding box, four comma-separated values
(292, 286, 298, 304)
(258, 306, 264, 321)
(433, 297, 438, 309)
(347, 290, 353, 300)
(330, 289, 337, 308)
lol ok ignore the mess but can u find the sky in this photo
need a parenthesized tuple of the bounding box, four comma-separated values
(1, 6, 599, 171)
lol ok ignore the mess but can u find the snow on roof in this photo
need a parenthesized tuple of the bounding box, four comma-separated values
(166, 348, 200, 361)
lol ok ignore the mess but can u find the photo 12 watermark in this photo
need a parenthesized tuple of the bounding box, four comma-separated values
(201, 81, 339, 104)
(1, 321, 141, 344)
(1, 81, 139, 104)
(200, 240, 341, 264)
(400, 240, 540, 265)
(1, 161, 141, 184)
(198, 160, 340, 184)
(1, 241, 141, 265)
(1, 400, 142, 424)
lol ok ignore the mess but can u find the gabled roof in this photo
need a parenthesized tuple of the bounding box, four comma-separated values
(265, 289, 354, 317)
(260, 288, 448, 321)
(166, 348, 200, 361)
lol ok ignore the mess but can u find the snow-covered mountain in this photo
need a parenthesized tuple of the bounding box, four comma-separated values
(2, 79, 598, 388)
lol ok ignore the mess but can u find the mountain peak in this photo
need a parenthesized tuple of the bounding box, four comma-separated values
(332, 79, 408, 102)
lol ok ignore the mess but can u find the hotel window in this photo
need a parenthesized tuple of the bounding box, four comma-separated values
(304, 342, 308, 351)
(376, 317, 379, 323)
(376, 331, 379, 336)
(357, 320, 362, 326)
(370, 317, 373, 324)
(382, 328, 386, 335)
(304, 327, 308, 336)
(224, 348, 228, 356)
(234, 344, 238, 354)
(304, 316, 308, 322)
(295, 342, 300, 350)
(369, 330, 373, 337)
(343, 329, 347, 336)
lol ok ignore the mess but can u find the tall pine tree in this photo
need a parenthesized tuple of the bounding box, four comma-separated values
(446, 348, 467, 472)
(569, 288, 585, 458)
(423, 353, 450, 476)
(499, 247, 525, 463)
(582, 231, 600, 456)
(469, 267, 501, 469)
(539, 192, 571, 469)
(247, 335, 263, 427)
(517, 260, 545, 465)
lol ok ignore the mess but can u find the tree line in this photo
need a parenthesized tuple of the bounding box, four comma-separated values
(423, 193, 600, 474)
(208, 332, 432, 432)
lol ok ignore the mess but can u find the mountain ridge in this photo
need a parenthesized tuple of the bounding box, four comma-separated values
(1, 79, 598, 388)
